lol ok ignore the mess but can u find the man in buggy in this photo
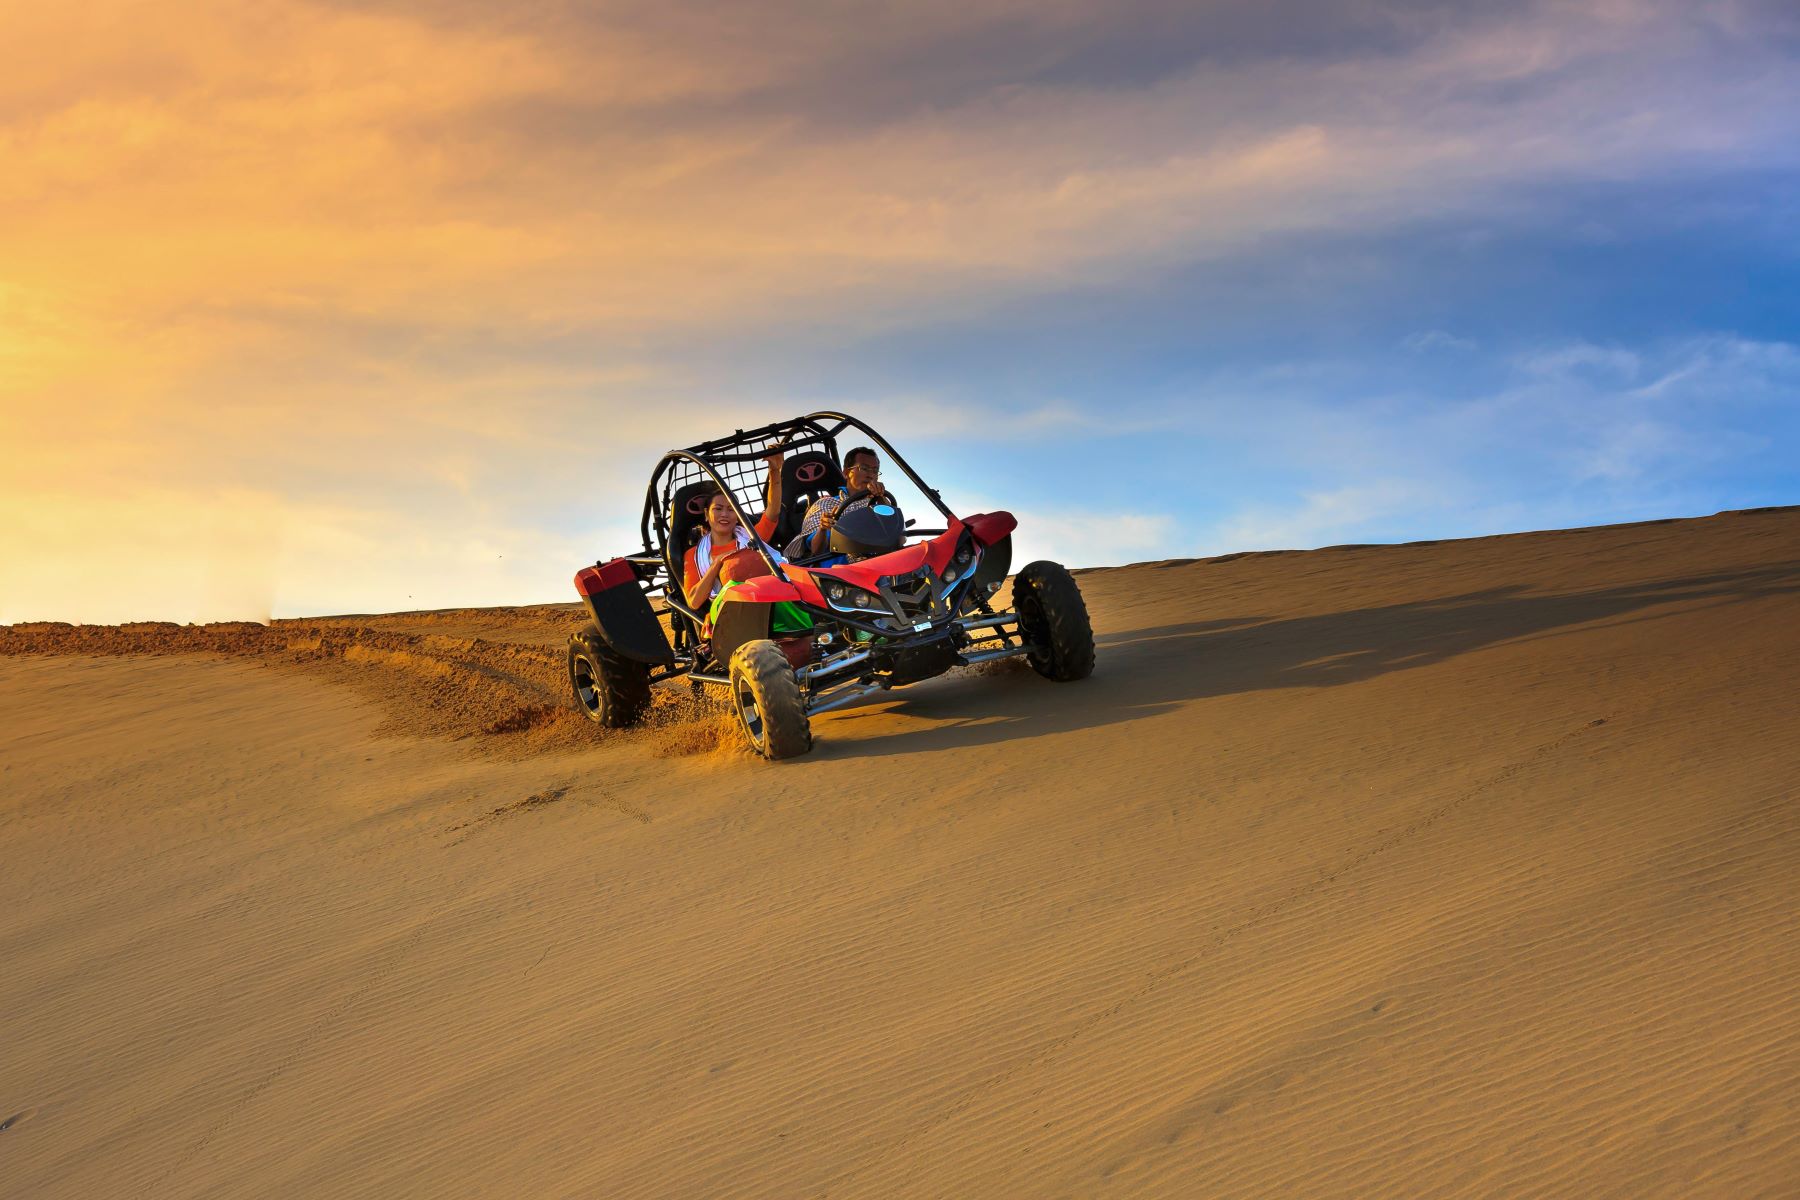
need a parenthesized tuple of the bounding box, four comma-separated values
(786, 445, 900, 564)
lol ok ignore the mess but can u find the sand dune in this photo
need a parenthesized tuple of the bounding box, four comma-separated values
(3, 507, 1797, 1198)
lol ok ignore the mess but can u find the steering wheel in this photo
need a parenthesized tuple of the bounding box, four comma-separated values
(791, 490, 869, 562)
(793, 488, 904, 567)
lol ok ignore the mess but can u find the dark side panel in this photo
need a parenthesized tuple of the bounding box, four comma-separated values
(883, 633, 960, 685)
(710, 598, 773, 668)
(575, 560, 675, 666)
(969, 533, 1013, 595)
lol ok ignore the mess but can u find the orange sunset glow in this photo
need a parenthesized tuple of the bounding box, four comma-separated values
(5, 0, 1796, 625)
(4, 5, 1798, 1197)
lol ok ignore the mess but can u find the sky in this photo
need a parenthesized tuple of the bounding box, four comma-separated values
(2, 0, 1797, 623)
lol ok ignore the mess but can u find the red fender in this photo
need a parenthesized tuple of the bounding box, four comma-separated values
(725, 574, 810, 605)
(962, 511, 1017, 546)
(574, 557, 637, 596)
(776, 525, 981, 600)
(823, 529, 984, 587)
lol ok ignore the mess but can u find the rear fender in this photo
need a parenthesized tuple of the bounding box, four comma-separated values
(575, 559, 674, 666)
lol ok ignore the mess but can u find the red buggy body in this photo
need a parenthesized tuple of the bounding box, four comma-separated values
(568, 413, 1093, 758)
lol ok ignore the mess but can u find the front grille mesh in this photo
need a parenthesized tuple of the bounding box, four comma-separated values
(882, 568, 935, 618)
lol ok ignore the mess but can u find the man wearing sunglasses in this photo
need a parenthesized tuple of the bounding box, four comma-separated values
(789, 446, 893, 559)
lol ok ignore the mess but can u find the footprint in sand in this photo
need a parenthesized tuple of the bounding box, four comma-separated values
(0, 1107, 38, 1132)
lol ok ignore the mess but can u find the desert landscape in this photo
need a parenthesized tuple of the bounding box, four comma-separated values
(2, 506, 1797, 1198)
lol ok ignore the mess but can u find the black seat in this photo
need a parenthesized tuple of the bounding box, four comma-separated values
(667, 481, 721, 580)
(664, 481, 726, 652)
(773, 451, 845, 551)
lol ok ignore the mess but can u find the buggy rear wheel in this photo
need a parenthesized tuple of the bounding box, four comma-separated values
(729, 639, 813, 759)
(568, 623, 652, 728)
(1014, 560, 1096, 682)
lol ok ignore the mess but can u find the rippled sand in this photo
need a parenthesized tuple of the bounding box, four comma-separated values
(3, 507, 1796, 1198)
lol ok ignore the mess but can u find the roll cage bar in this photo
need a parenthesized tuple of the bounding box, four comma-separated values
(628, 412, 955, 629)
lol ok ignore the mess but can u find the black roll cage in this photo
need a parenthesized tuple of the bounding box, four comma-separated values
(627, 412, 954, 630)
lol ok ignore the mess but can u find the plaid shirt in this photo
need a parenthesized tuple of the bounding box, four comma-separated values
(797, 488, 879, 541)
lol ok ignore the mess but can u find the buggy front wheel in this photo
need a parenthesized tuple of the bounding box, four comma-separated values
(1014, 561, 1096, 682)
(729, 639, 813, 759)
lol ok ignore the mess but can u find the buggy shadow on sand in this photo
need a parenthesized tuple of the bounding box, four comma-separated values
(569, 412, 1093, 758)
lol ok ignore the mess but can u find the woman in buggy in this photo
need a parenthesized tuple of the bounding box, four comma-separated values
(681, 454, 813, 650)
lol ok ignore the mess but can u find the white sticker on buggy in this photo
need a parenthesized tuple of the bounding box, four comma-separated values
(913, 620, 932, 631)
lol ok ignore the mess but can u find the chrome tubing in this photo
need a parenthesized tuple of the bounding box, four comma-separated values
(806, 680, 886, 716)
(796, 645, 874, 685)
(956, 612, 1017, 634)
(959, 644, 1030, 666)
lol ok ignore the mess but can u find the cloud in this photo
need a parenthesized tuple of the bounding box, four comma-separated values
(1182, 331, 1799, 557)
(1403, 330, 1478, 354)
(0, 480, 635, 624)
(1480, 335, 1796, 486)
(1515, 342, 1643, 380)
(5, 1, 1797, 618)
(1207, 481, 1436, 554)
(1012, 510, 1178, 573)
(10, 0, 1798, 342)
(843, 395, 1126, 442)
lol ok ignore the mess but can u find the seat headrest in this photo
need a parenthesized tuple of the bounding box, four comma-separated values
(668, 481, 723, 571)
(781, 450, 844, 501)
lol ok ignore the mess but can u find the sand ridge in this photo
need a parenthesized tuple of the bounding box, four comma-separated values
(2, 506, 1797, 1197)
(0, 610, 729, 757)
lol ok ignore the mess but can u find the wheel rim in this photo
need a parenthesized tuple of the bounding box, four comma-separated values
(733, 677, 766, 751)
(572, 654, 601, 715)
(1015, 588, 1051, 668)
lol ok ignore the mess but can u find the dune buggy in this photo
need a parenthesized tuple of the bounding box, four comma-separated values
(568, 412, 1093, 758)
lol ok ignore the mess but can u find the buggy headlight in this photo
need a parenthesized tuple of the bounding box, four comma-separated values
(822, 580, 887, 613)
(943, 540, 978, 585)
